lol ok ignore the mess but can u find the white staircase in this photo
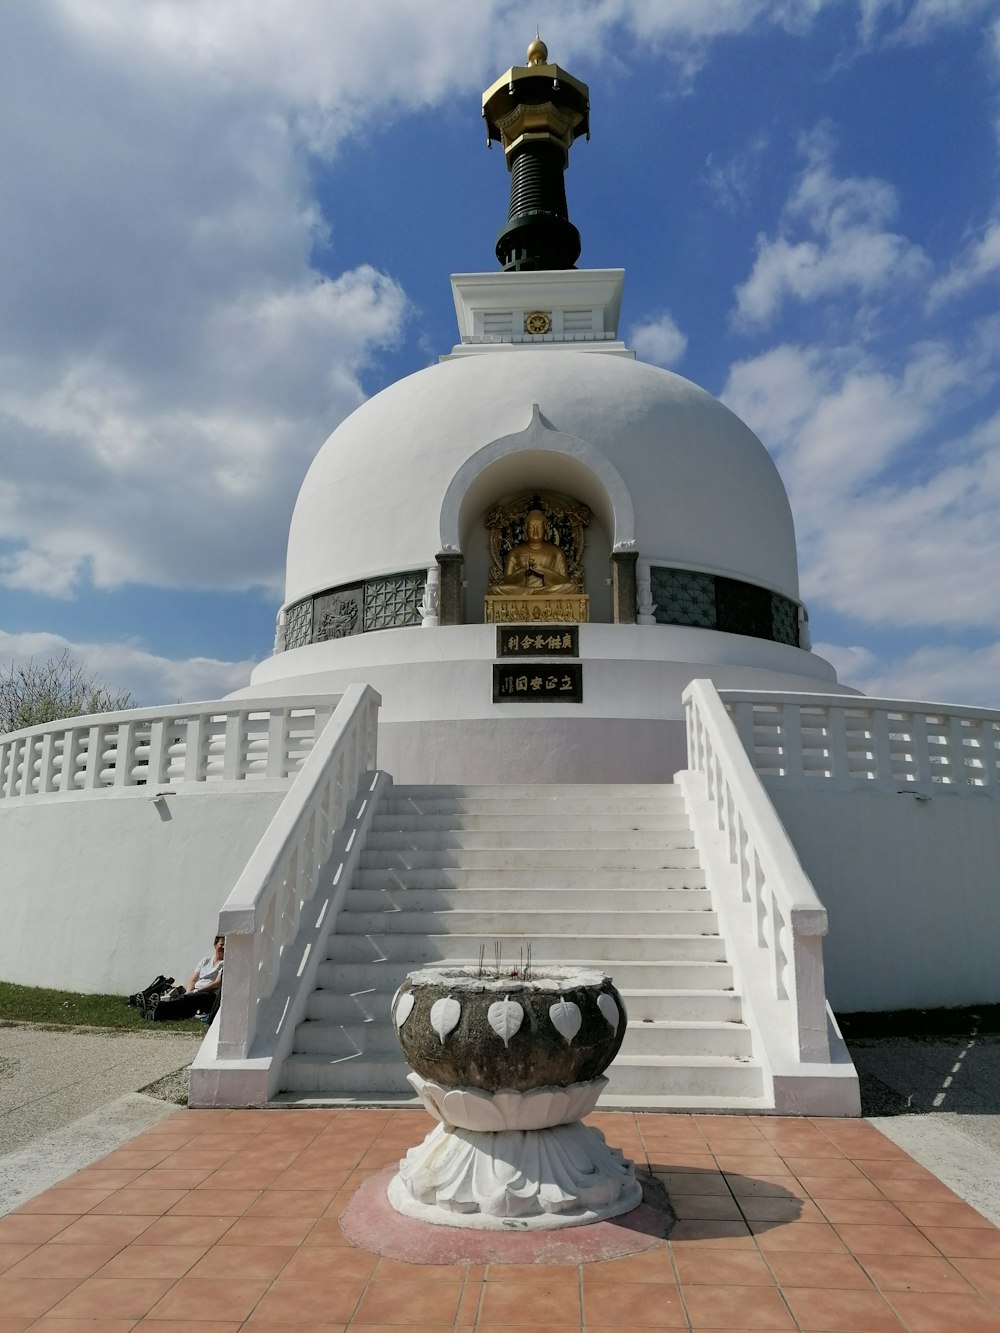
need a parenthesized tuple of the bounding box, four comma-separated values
(277, 783, 768, 1110)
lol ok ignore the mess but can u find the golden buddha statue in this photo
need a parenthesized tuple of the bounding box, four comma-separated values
(494, 509, 576, 595)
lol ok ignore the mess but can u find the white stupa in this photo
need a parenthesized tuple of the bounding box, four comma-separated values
(6, 38, 998, 1119)
(241, 37, 854, 784)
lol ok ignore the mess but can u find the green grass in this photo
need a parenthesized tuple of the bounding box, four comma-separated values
(0, 980, 206, 1030)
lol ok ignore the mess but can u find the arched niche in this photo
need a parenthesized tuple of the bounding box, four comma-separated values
(438, 407, 635, 625)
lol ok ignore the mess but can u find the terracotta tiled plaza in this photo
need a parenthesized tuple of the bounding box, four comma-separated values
(1, 1108, 999, 1330)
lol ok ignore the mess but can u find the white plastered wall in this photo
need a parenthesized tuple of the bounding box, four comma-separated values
(0, 787, 284, 993)
(768, 787, 1000, 1012)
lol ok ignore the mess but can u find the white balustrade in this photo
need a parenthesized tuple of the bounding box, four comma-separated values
(0, 696, 340, 799)
(720, 690, 1000, 795)
(682, 680, 830, 1064)
(215, 684, 381, 1060)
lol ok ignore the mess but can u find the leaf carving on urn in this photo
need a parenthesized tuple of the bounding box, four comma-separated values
(549, 998, 582, 1045)
(487, 995, 524, 1047)
(430, 996, 462, 1045)
(597, 992, 619, 1034)
(394, 991, 415, 1029)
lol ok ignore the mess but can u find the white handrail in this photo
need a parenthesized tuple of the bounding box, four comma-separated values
(0, 696, 340, 798)
(720, 690, 1000, 794)
(682, 679, 830, 1063)
(215, 683, 381, 1059)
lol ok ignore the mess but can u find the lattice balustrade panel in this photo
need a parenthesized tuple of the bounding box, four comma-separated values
(771, 593, 800, 647)
(363, 571, 424, 632)
(283, 599, 313, 650)
(651, 567, 716, 628)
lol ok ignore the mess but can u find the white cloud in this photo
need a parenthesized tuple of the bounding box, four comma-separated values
(0, 1, 855, 607)
(818, 638, 1000, 710)
(0, 630, 253, 709)
(0, 5, 410, 599)
(630, 312, 688, 367)
(929, 218, 1000, 306)
(704, 135, 770, 213)
(861, 0, 999, 46)
(732, 127, 930, 327)
(724, 339, 1000, 632)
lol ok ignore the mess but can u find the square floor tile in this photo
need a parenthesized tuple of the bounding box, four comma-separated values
(682, 1283, 795, 1329)
(920, 1226, 1000, 1259)
(753, 1222, 848, 1254)
(46, 1276, 174, 1319)
(886, 1289, 1000, 1332)
(860, 1253, 975, 1293)
(0, 1245, 36, 1276)
(673, 1248, 775, 1286)
(344, 1272, 465, 1325)
(145, 1275, 270, 1321)
(0, 1277, 79, 1318)
(783, 1285, 906, 1331)
(1, 1241, 122, 1279)
(582, 1279, 688, 1327)
(835, 1223, 939, 1256)
(763, 1250, 873, 1290)
(186, 1242, 297, 1280)
(98, 1242, 208, 1279)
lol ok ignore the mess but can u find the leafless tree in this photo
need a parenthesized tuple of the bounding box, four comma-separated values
(0, 650, 134, 734)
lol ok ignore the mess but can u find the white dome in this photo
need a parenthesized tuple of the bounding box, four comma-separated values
(285, 350, 800, 608)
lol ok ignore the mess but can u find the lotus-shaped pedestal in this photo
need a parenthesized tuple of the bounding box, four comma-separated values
(387, 965, 642, 1230)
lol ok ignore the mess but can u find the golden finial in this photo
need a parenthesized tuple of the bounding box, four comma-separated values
(526, 34, 548, 65)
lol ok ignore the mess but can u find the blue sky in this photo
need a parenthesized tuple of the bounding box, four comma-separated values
(2, 1, 999, 707)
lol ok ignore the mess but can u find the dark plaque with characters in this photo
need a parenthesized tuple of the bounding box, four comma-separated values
(493, 663, 583, 703)
(496, 626, 580, 657)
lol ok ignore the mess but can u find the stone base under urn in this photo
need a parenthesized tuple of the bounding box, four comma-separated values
(388, 1073, 642, 1229)
(387, 966, 642, 1230)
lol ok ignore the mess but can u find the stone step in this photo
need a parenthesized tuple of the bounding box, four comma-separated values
(324, 933, 726, 966)
(341, 886, 713, 913)
(372, 812, 694, 833)
(387, 784, 683, 801)
(380, 798, 684, 818)
(605, 1055, 764, 1100)
(280, 1051, 413, 1096)
(305, 985, 743, 1026)
(290, 1017, 753, 1060)
(358, 847, 702, 871)
(365, 828, 694, 851)
(335, 909, 718, 937)
(315, 959, 734, 991)
(353, 867, 706, 890)
(619, 989, 744, 1022)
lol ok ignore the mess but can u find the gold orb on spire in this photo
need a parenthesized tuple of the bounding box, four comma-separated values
(526, 34, 548, 65)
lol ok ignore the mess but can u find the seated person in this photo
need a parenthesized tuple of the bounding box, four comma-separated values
(144, 936, 224, 1021)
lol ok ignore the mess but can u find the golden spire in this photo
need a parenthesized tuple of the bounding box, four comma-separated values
(481, 39, 590, 271)
(526, 34, 548, 66)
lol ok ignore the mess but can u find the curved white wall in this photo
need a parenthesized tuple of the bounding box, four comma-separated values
(769, 787, 1000, 1012)
(243, 624, 852, 783)
(286, 352, 801, 606)
(0, 787, 283, 993)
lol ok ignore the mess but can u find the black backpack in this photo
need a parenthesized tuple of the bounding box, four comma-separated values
(127, 975, 175, 1008)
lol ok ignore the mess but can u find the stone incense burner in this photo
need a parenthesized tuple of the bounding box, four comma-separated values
(387, 964, 642, 1230)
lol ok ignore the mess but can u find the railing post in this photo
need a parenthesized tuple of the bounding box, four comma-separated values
(37, 732, 57, 794)
(114, 721, 132, 787)
(216, 931, 255, 1059)
(267, 710, 287, 779)
(183, 717, 202, 783)
(224, 712, 244, 781)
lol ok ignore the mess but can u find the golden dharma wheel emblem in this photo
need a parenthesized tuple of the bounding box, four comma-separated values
(524, 310, 552, 335)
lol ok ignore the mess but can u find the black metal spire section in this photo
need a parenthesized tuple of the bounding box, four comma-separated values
(482, 37, 590, 272)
